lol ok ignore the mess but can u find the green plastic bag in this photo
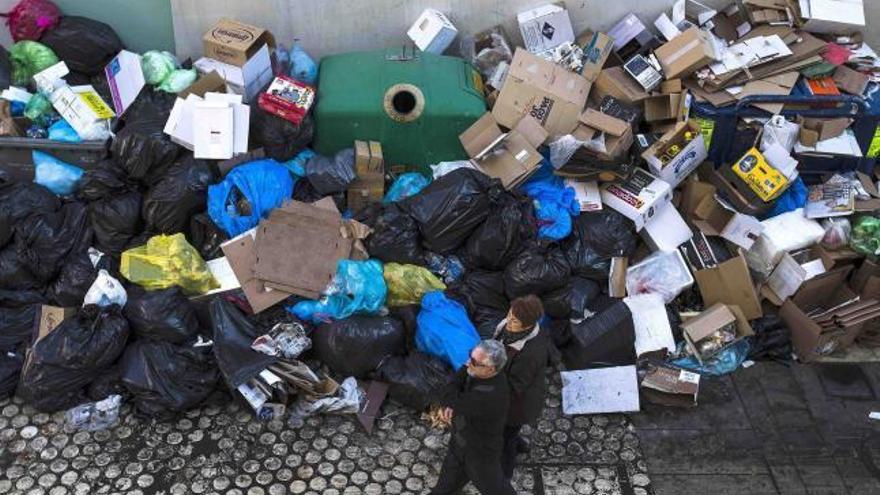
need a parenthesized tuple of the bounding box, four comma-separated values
(157, 68, 197, 93)
(851, 215, 880, 257)
(141, 50, 177, 86)
(120, 233, 219, 295)
(23, 92, 54, 125)
(383, 263, 446, 307)
(10, 41, 59, 86)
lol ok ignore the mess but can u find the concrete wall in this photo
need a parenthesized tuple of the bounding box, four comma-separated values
(171, 0, 880, 62)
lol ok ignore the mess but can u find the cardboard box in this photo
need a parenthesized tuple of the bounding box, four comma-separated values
(49, 84, 114, 140)
(493, 48, 590, 136)
(517, 4, 575, 55)
(798, 116, 851, 147)
(642, 121, 707, 188)
(37, 305, 76, 343)
(694, 254, 763, 320)
(194, 43, 273, 103)
(641, 364, 700, 407)
(193, 100, 234, 160)
(730, 147, 789, 202)
(643, 93, 683, 122)
(460, 112, 546, 189)
(572, 109, 635, 162)
(565, 178, 602, 212)
(607, 13, 659, 59)
(691, 195, 764, 250)
(205, 92, 250, 156)
(682, 303, 754, 364)
(164, 94, 202, 150)
(407, 8, 457, 54)
(179, 71, 227, 98)
(203, 18, 275, 66)
(257, 75, 316, 125)
(347, 140, 385, 212)
(655, 27, 719, 80)
(600, 168, 672, 231)
(641, 204, 693, 252)
(104, 50, 145, 115)
(851, 259, 880, 298)
(592, 66, 649, 105)
(609, 256, 628, 298)
(763, 248, 832, 305)
(661, 79, 683, 94)
(832, 65, 869, 96)
(798, 0, 865, 34)
(579, 32, 614, 82)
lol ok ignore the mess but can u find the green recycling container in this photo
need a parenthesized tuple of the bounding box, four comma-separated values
(314, 49, 486, 175)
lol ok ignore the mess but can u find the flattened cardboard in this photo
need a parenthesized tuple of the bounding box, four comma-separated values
(203, 18, 276, 66)
(851, 259, 880, 297)
(694, 254, 762, 320)
(592, 66, 650, 105)
(832, 65, 869, 96)
(221, 231, 291, 313)
(357, 380, 389, 434)
(579, 32, 614, 82)
(641, 365, 700, 407)
(735, 71, 799, 114)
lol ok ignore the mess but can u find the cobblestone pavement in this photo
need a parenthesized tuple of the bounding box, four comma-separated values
(0, 371, 653, 495)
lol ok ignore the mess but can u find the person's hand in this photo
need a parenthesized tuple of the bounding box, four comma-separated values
(441, 407, 453, 424)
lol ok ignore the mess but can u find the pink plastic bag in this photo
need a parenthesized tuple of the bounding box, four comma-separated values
(3, 0, 60, 42)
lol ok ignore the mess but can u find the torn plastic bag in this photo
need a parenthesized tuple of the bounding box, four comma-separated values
(383, 173, 430, 204)
(120, 233, 218, 296)
(111, 91, 181, 182)
(0, 180, 60, 247)
(416, 291, 480, 370)
(851, 215, 880, 256)
(82, 269, 127, 308)
(305, 148, 356, 195)
(549, 135, 588, 170)
(1, 349, 23, 399)
(403, 168, 497, 254)
(9, 40, 57, 86)
(384, 263, 446, 307)
(187, 213, 228, 261)
(250, 107, 314, 161)
(40, 16, 122, 76)
(503, 242, 571, 298)
(365, 204, 424, 265)
(430, 160, 477, 179)
(820, 218, 851, 251)
(288, 376, 360, 422)
(672, 339, 750, 377)
(561, 297, 635, 370)
(290, 259, 387, 324)
(0, 304, 38, 349)
(33, 150, 84, 196)
(88, 191, 143, 254)
(76, 162, 133, 202)
(313, 316, 406, 378)
(65, 394, 121, 431)
(142, 156, 214, 234)
(120, 339, 219, 419)
(375, 352, 453, 410)
(124, 287, 199, 344)
(48, 251, 98, 307)
(520, 166, 580, 241)
(210, 298, 277, 390)
(542, 277, 601, 320)
(562, 209, 638, 280)
(207, 159, 294, 237)
(463, 193, 535, 270)
(14, 201, 91, 282)
(18, 304, 130, 412)
(5, 0, 60, 42)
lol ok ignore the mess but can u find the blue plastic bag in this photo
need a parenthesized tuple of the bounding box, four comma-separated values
(763, 176, 807, 219)
(289, 259, 387, 323)
(289, 40, 318, 86)
(415, 291, 480, 370)
(33, 150, 84, 196)
(283, 148, 315, 178)
(671, 340, 750, 377)
(383, 173, 430, 204)
(47, 119, 82, 143)
(207, 159, 295, 237)
(520, 161, 579, 240)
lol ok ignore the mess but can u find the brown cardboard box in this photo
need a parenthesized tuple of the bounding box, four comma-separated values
(459, 113, 547, 189)
(762, 247, 834, 306)
(347, 141, 385, 212)
(592, 66, 649, 105)
(641, 364, 700, 407)
(682, 303, 754, 364)
(779, 266, 862, 362)
(852, 259, 880, 297)
(36, 305, 76, 343)
(571, 109, 634, 162)
(644, 93, 683, 122)
(694, 254, 763, 320)
(579, 32, 615, 83)
(655, 27, 718, 80)
(833, 65, 869, 96)
(798, 117, 852, 147)
(691, 194, 763, 250)
(178, 71, 227, 98)
(492, 48, 591, 136)
(660, 79, 683, 94)
(203, 18, 276, 66)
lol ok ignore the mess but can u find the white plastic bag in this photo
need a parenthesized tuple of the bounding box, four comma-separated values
(820, 218, 852, 250)
(760, 115, 799, 153)
(625, 251, 694, 304)
(761, 209, 825, 253)
(549, 135, 587, 169)
(430, 160, 476, 179)
(83, 269, 128, 308)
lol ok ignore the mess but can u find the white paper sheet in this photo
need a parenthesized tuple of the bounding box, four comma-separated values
(624, 293, 675, 357)
(561, 366, 640, 415)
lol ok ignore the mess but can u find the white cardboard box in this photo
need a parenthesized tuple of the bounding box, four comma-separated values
(600, 168, 673, 231)
(205, 92, 250, 156)
(105, 50, 145, 115)
(642, 205, 694, 252)
(164, 94, 203, 150)
(643, 121, 708, 188)
(193, 100, 234, 160)
(798, 0, 865, 34)
(517, 4, 575, 55)
(49, 85, 115, 140)
(194, 44, 272, 103)
(407, 8, 458, 54)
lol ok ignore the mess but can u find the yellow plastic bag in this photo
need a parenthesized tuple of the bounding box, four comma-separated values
(120, 233, 219, 295)
(383, 263, 445, 307)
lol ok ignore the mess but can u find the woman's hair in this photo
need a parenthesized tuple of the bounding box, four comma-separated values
(510, 295, 544, 330)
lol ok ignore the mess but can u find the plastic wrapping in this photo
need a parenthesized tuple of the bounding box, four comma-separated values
(851, 215, 880, 256)
(366, 204, 425, 265)
(47, 119, 81, 142)
(5, 0, 60, 42)
(415, 291, 480, 370)
(383, 173, 430, 204)
(65, 395, 121, 431)
(459, 29, 512, 81)
(562, 209, 638, 280)
(124, 287, 200, 344)
(157, 68, 197, 93)
(314, 316, 406, 378)
(549, 135, 587, 169)
(463, 193, 535, 271)
(376, 352, 453, 410)
(764, 177, 808, 219)
(142, 156, 214, 234)
(40, 16, 122, 76)
(9, 40, 58, 86)
(120, 233, 219, 295)
(429, 160, 476, 179)
(289, 40, 318, 85)
(625, 251, 693, 304)
(23, 92, 53, 124)
(207, 159, 294, 237)
(33, 150, 83, 195)
(820, 218, 852, 251)
(83, 269, 127, 308)
(760, 115, 799, 153)
(141, 50, 178, 86)
(503, 242, 571, 298)
(88, 191, 143, 254)
(383, 263, 446, 307)
(290, 259, 387, 323)
(672, 339, 750, 377)
(762, 209, 825, 252)
(288, 376, 360, 422)
(520, 166, 580, 240)
(305, 148, 356, 195)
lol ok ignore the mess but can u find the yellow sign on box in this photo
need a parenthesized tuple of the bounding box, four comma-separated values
(78, 91, 115, 120)
(730, 147, 789, 202)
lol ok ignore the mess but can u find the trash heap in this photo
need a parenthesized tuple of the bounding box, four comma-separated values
(1, 0, 879, 427)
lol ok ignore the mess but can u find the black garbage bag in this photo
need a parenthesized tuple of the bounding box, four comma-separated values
(111, 92, 180, 182)
(86, 364, 127, 402)
(541, 277, 601, 320)
(0, 305, 38, 350)
(15, 202, 92, 283)
(314, 316, 406, 378)
(210, 298, 276, 389)
(250, 108, 314, 161)
(388, 304, 420, 350)
(562, 210, 638, 280)
(504, 243, 571, 299)
(447, 270, 508, 312)
(748, 315, 793, 363)
(18, 304, 130, 412)
(0, 181, 61, 247)
(471, 306, 507, 339)
(0, 288, 45, 308)
(366, 204, 424, 265)
(292, 179, 347, 211)
(561, 297, 635, 370)
(125, 287, 200, 344)
(403, 168, 497, 254)
(120, 339, 219, 418)
(40, 16, 122, 76)
(89, 191, 143, 254)
(0, 245, 41, 291)
(187, 213, 228, 261)
(375, 352, 454, 410)
(142, 156, 214, 234)
(463, 193, 535, 271)
(305, 148, 356, 195)
(76, 162, 134, 202)
(0, 349, 23, 399)
(48, 251, 98, 307)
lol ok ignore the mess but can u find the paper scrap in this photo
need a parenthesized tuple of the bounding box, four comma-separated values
(561, 366, 640, 415)
(624, 293, 676, 357)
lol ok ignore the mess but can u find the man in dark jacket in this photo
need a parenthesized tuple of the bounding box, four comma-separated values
(493, 294, 550, 479)
(430, 340, 516, 495)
